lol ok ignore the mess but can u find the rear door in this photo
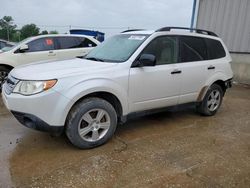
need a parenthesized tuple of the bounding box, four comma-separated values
(55, 36, 97, 60)
(178, 36, 212, 104)
(14, 37, 57, 65)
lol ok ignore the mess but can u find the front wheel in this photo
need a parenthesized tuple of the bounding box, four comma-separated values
(0, 66, 11, 92)
(66, 98, 117, 149)
(197, 84, 224, 116)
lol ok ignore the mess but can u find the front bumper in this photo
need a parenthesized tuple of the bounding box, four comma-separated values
(11, 111, 64, 133)
(2, 82, 73, 129)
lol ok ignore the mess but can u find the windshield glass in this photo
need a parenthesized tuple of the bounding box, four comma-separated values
(1, 37, 31, 52)
(85, 34, 149, 62)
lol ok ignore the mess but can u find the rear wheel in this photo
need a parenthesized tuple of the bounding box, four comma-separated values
(197, 84, 223, 116)
(66, 98, 117, 149)
(0, 66, 11, 92)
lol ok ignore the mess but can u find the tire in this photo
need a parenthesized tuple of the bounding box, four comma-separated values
(197, 84, 224, 116)
(66, 97, 117, 149)
(0, 66, 11, 92)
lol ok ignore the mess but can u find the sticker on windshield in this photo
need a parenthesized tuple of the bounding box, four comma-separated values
(128, 35, 146, 40)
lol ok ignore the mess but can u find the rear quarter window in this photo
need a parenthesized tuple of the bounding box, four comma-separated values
(205, 38, 226, 59)
(75, 37, 97, 48)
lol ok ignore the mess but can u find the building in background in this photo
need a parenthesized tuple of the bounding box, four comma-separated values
(193, 0, 250, 84)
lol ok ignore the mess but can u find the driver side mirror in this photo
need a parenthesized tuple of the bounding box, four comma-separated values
(134, 54, 156, 67)
(19, 44, 29, 53)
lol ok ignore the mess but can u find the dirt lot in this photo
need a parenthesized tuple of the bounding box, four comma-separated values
(0, 84, 250, 188)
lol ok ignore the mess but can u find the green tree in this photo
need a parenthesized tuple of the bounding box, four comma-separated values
(40, 30, 49, 35)
(12, 31, 21, 42)
(0, 16, 17, 41)
(20, 24, 40, 40)
(49, 30, 59, 34)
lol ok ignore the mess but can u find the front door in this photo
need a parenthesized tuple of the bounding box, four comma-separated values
(129, 36, 182, 113)
(14, 37, 57, 65)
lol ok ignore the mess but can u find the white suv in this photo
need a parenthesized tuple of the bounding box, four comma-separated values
(2, 27, 233, 149)
(0, 34, 100, 90)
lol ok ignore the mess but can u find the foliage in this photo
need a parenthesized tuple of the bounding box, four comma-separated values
(49, 30, 59, 34)
(0, 16, 59, 42)
(20, 24, 40, 40)
(0, 16, 17, 41)
(40, 30, 49, 35)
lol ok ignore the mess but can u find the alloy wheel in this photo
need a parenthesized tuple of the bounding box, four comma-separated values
(78, 108, 111, 142)
(207, 89, 221, 111)
(0, 71, 8, 90)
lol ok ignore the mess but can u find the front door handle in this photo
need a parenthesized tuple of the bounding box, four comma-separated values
(207, 66, 215, 70)
(171, 70, 182, 74)
(48, 50, 56, 56)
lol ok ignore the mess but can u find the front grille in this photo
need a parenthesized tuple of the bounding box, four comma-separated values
(4, 75, 19, 95)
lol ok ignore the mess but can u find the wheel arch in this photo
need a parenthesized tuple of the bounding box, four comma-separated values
(197, 72, 229, 102)
(0, 63, 14, 71)
(65, 90, 125, 126)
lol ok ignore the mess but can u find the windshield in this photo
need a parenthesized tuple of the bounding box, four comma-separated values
(1, 37, 31, 52)
(85, 34, 149, 62)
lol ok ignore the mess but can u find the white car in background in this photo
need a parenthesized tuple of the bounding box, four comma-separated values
(0, 34, 100, 90)
(0, 39, 15, 50)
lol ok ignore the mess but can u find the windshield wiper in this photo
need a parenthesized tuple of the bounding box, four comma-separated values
(85, 57, 104, 62)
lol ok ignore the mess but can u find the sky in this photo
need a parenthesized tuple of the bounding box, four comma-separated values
(0, 0, 194, 37)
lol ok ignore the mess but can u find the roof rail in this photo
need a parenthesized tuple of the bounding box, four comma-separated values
(155, 27, 218, 37)
(121, 29, 145, 33)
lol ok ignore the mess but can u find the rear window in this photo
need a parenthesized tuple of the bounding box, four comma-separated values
(56, 37, 97, 49)
(57, 37, 78, 49)
(179, 36, 226, 63)
(179, 36, 208, 62)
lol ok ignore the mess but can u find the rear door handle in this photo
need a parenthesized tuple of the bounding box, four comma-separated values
(171, 70, 182, 74)
(207, 66, 215, 70)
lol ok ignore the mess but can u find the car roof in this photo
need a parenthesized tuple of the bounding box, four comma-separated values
(121, 30, 155, 35)
(121, 28, 220, 40)
(30, 34, 95, 39)
(0, 39, 9, 43)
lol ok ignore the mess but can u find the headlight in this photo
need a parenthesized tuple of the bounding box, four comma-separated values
(13, 80, 57, 95)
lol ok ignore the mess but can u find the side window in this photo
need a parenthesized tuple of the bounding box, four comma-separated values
(0, 42, 4, 48)
(57, 37, 78, 49)
(27, 38, 54, 52)
(75, 37, 97, 48)
(180, 36, 208, 62)
(205, 38, 226, 59)
(142, 36, 178, 65)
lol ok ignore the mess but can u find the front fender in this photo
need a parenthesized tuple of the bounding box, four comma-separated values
(54, 78, 129, 124)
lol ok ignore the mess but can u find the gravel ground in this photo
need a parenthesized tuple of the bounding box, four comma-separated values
(0, 84, 249, 188)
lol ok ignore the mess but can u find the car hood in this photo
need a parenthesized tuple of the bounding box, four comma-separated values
(10, 58, 118, 80)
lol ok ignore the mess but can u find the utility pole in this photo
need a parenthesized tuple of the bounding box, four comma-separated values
(190, 0, 197, 29)
(6, 25, 9, 41)
(3, 19, 10, 41)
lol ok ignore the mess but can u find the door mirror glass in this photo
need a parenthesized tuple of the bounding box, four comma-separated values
(137, 54, 156, 67)
(19, 44, 29, 52)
